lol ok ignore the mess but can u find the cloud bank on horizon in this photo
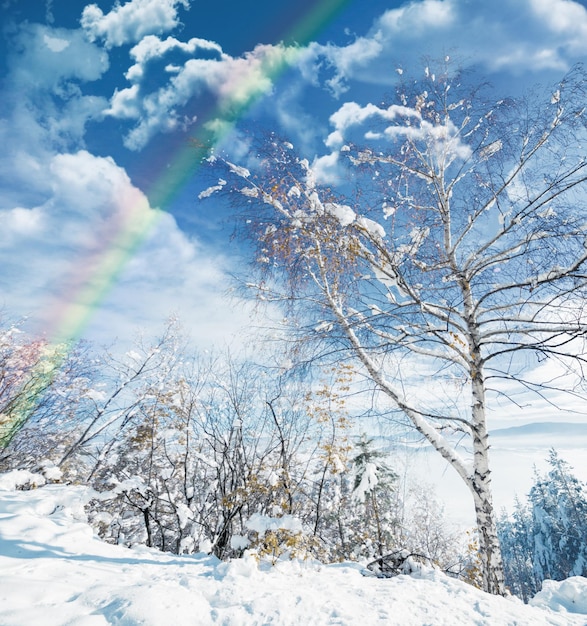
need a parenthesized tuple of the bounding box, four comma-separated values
(1, 0, 587, 351)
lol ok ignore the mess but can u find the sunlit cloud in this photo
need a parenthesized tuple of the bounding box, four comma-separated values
(108, 37, 299, 150)
(124, 35, 223, 82)
(81, 0, 190, 48)
(309, 0, 587, 94)
(0, 16, 252, 347)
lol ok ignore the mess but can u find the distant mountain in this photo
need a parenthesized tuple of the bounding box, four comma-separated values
(378, 421, 587, 452)
(491, 422, 587, 438)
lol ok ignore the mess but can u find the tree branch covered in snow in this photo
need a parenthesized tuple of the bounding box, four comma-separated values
(204, 62, 587, 594)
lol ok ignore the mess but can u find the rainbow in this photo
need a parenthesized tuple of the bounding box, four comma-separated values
(2, 0, 351, 447)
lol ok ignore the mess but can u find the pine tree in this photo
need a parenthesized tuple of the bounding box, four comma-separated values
(500, 449, 587, 600)
(349, 434, 398, 558)
(530, 449, 587, 580)
(497, 499, 537, 601)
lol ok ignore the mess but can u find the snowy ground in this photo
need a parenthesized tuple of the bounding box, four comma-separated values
(1, 475, 586, 625)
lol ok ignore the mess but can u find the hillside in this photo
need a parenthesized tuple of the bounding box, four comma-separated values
(0, 473, 586, 625)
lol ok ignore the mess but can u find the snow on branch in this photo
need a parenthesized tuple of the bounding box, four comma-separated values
(198, 179, 226, 199)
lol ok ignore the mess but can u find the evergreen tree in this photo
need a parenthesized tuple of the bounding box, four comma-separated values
(349, 434, 398, 558)
(499, 449, 587, 601)
(530, 449, 587, 582)
(497, 499, 538, 601)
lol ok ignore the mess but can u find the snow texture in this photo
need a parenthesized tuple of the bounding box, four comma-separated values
(245, 512, 303, 534)
(198, 178, 226, 199)
(0, 476, 585, 625)
(357, 216, 386, 239)
(325, 202, 356, 227)
(531, 577, 587, 614)
(352, 461, 379, 503)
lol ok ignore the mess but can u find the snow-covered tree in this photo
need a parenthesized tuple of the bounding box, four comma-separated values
(399, 481, 464, 574)
(57, 317, 186, 479)
(349, 434, 398, 557)
(530, 449, 587, 583)
(203, 62, 587, 594)
(0, 339, 95, 472)
(0, 322, 58, 448)
(0, 319, 96, 463)
(301, 436, 398, 562)
(498, 450, 587, 600)
(497, 499, 538, 601)
(85, 342, 319, 559)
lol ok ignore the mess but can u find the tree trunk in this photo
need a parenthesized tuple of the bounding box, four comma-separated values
(469, 363, 505, 594)
(328, 275, 507, 593)
(462, 274, 506, 595)
(142, 506, 153, 548)
(470, 461, 506, 594)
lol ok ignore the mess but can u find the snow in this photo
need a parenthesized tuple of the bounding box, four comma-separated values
(531, 578, 587, 614)
(314, 320, 334, 333)
(382, 202, 396, 218)
(84, 388, 108, 402)
(226, 161, 251, 178)
(240, 186, 258, 198)
(198, 179, 226, 199)
(0, 478, 586, 625)
(325, 202, 356, 227)
(479, 139, 503, 160)
(245, 512, 303, 534)
(352, 461, 379, 503)
(230, 534, 250, 550)
(357, 216, 386, 239)
(0, 470, 47, 490)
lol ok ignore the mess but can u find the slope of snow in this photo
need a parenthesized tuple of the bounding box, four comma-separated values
(0, 476, 586, 626)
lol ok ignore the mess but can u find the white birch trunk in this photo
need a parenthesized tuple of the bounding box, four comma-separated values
(462, 277, 506, 595)
(469, 379, 506, 595)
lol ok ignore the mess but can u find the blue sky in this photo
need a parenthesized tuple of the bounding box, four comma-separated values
(1, 0, 587, 358)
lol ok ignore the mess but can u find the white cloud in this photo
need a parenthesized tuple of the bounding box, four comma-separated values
(48, 152, 250, 348)
(321, 36, 384, 97)
(311, 0, 587, 90)
(10, 24, 108, 147)
(379, 0, 455, 33)
(125, 35, 223, 82)
(48, 151, 152, 238)
(9, 23, 108, 90)
(108, 84, 142, 119)
(313, 99, 473, 185)
(0, 23, 109, 209)
(270, 81, 324, 154)
(102, 212, 252, 349)
(0, 19, 253, 349)
(81, 0, 190, 48)
(529, 0, 587, 39)
(0, 207, 45, 245)
(325, 102, 420, 148)
(311, 152, 341, 186)
(0, 147, 251, 348)
(109, 39, 299, 150)
(43, 34, 70, 52)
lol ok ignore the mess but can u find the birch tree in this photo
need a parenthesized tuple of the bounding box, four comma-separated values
(203, 64, 587, 594)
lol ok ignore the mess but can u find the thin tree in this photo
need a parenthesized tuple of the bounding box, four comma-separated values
(0, 321, 68, 450)
(203, 62, 587, 594)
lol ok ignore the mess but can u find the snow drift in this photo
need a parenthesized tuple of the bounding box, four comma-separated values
(0, 473, 585, 626)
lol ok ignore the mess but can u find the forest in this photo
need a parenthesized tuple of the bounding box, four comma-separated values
(1, 314, 586, 601)
(2, 61, 587, 599)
